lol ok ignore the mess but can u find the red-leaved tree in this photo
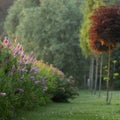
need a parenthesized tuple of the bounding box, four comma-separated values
(89, 5, 120, 104)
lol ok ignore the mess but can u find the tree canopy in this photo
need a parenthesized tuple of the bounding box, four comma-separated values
(80, 0, 105, 57)
(0, 0, 14, 35)
(4, 0, 86, 84)
(89, 5, 120, 53)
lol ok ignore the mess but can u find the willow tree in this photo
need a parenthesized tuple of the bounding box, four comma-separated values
(89, 5, 120, 104)
(4, 0, 40, 38)
(4, 0, 84, 84)
(0, 0, 14, 35)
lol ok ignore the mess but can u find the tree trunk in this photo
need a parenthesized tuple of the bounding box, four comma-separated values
(106, 45, 111, 104)
(94, 55, 99, 95)
(84, 74, 87, 89)
(89, 55, 95, 91)
(99, 54, 103, 97)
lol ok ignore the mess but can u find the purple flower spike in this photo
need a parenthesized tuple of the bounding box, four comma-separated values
(15, 88, 24, 94)
(41, 78, 47, 85)
(34, 81, 40, 85)
(30, 76, 35, 81)
(3, 37, 11, 47)
(17, 44, 23, 51)
(30, 51, 34, 58)
(30, 67, 38, 73)
(12, 48, 19, 56)
(18, 60, 22, 66)
(25, 61, 29, 65)
(20, 52, 25, 58)
(11, 65, 16, 73)
(21, 68, 27, 72)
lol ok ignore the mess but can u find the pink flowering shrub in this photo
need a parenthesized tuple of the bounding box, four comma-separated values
(0, 38, 49, 120)
(35, 60, 78, 103)
(0, 37, 78, 119)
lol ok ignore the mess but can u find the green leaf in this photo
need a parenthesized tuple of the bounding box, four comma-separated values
(113, 60, 117, 64)
(104, 66, 107, 69)
(113, 72, 119, 77)
(103, 77, 109, 81)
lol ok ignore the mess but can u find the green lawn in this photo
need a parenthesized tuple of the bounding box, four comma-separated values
(16, 90, 120, 120)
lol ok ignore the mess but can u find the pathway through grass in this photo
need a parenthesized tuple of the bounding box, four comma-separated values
(16, 90, 120, 120)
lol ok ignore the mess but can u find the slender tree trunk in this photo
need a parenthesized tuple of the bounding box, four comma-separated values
(89, 55, 95, 92)
(89, 56, 92, 89)
(94, 55, 99, 95)
(99, 54, 103, 97)
(106, 45, 111, 104)
(84, 74, 87, 89)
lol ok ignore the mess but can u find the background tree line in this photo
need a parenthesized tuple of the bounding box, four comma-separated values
(1, 0, 120, 89)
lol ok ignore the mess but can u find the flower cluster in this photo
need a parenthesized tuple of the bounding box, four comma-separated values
(0, 37, 78, 120)
(2, 37, 48, 95)
(3, 37, 36, 64)
(3, 37, 11, 47)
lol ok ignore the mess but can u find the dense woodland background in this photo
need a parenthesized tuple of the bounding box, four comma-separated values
(1, 0, 120, 90)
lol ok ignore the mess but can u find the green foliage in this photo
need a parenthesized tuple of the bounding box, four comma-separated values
(112, 60, 117, 64)
(35, 60, 78, 103)
(113, 72, 119, 77)
(0, 36, 78, 119)
(111, 45, 120, 89)
(0, 0, 14, 34)
(51, 76, 78, 102)
(80, 0, 105, 57)
(0, 39, 49, 120)
(0, 48, 16, 120)
(103, 76, 109, 81)
(4, 0, 40, 37)
(80, 0, 116, 57)
(4, 0, 85, 85)
(114, 0, 120, 4)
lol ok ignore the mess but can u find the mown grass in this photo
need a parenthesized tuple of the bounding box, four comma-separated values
(16, 90, 120, 120)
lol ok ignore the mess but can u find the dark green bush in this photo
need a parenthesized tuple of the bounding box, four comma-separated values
(51, 76, 78, 102)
